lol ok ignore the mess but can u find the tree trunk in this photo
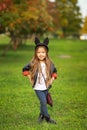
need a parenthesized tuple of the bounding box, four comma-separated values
(2, 38, 13, 56)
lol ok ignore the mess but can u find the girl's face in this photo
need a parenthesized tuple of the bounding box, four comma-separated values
(36, 46, 47, 61)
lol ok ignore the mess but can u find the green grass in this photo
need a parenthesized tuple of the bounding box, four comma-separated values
(0, 35, 87, 130)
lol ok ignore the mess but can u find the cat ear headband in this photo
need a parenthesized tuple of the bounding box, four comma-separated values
(34, 37, 49, 51)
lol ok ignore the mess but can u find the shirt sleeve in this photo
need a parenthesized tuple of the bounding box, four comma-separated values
(51, 63, 57, 79)
(22, 64, 31, 76)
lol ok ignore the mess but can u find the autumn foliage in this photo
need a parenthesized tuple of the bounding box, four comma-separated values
(0, 0, 55, 50)
(0, 0, 53, 35)
(0, 0, 82, 51)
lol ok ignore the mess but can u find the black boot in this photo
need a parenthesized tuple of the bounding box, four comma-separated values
(45, 116, 57, 124)
(38, 113, 44, 123)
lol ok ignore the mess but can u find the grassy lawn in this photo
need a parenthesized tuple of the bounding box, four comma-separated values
(0, 35, 87, 130)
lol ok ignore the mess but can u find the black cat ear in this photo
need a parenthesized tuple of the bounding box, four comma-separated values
(43, 37, 49, 45)
(35, 37, 40, 45)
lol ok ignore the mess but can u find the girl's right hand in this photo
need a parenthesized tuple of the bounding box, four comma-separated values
(27, 75, 33, 85)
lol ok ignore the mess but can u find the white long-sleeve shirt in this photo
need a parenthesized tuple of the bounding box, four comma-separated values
(34, 62, 47, 90)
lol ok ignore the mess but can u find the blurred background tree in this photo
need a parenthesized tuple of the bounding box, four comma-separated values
(56, 0, 82, 37)
(0, 0, 53, 50)
(0, 0, 83, 51)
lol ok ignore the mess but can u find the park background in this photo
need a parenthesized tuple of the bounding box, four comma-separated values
(0, 0, 87, 130)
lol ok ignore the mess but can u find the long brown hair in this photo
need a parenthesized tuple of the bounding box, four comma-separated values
(30, 46, 52, 86)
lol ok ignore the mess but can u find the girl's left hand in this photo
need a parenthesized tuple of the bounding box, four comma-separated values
(49, 77, 54, 85)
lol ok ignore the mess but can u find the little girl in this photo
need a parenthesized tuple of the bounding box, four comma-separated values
(22, 37, 57, 124)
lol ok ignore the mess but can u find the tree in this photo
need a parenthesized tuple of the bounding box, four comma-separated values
(0, 0, 53, 52)
(46, 0, 60, 32)
(56, 0, 82, 37)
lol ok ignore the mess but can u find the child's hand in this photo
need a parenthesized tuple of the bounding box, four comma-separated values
(48, 77, 54, 85)
(27, 75, 33, 85)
